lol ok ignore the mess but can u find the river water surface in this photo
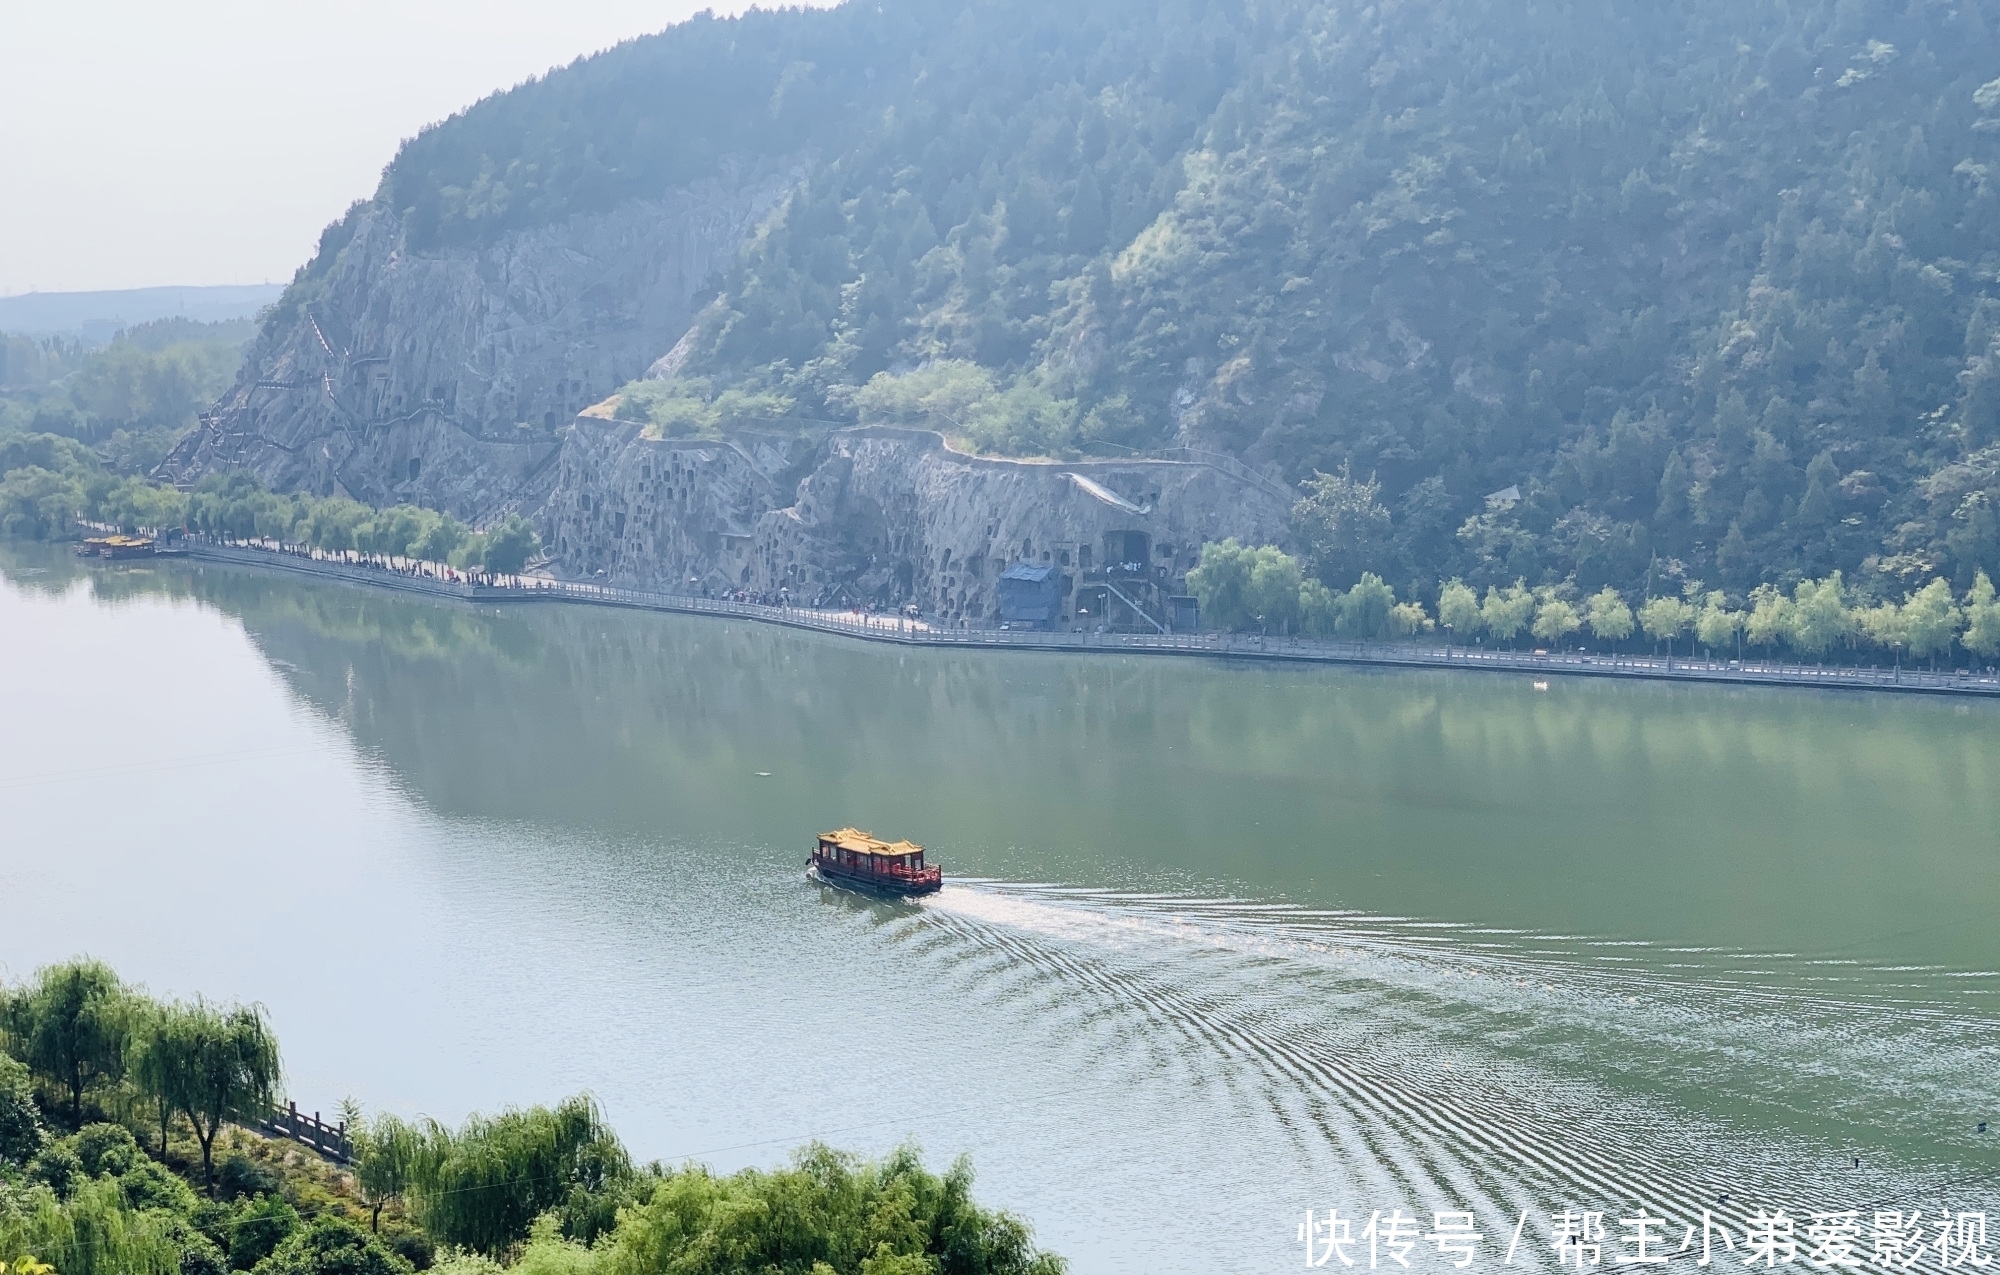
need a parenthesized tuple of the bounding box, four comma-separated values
(1, 545, 1994, 1273)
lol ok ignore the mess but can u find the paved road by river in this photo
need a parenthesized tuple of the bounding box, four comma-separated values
(177, 538, 2000, 698)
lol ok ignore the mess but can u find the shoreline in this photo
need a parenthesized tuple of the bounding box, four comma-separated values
(138, 540, 2000, 699)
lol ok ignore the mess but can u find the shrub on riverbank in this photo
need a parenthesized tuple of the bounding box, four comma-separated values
(0, 960, 1065, 1275)
(1193, 539, 2000, 666)
(489, 1145, 1065, 1275)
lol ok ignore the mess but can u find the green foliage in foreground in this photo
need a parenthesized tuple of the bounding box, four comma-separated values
(392, 1098, 632, 1255)
(257, 1217, 408, 1275)
(143, 1001, 283, 1195)
(0, 963, 127, 1126)
(0, 1059, 47, 1170)
(0, 1175, 183, 1275)
(1189, 539, 2000, 665)
(2, 960, 1065, 1275)
(426, 1145, 1063, 1275)
(0, 962, 281, 1196)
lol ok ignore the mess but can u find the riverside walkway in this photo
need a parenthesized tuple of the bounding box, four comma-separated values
(178, 540, 2000, 699)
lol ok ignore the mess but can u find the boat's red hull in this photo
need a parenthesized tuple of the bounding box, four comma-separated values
(810, 857, 942, 897)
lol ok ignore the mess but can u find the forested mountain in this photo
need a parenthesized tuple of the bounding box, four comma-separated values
(274, 0, 2000, 600)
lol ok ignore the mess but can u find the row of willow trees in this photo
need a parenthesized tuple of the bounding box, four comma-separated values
(1, 959, 1065, 1275)
(1187, 539, 2000, 665)
(183, 473, 538, 575)
(0, 432, 539, 575)
(1, 960, 277, 1193)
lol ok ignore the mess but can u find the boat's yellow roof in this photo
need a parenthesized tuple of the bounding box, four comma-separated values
(820, 827, 925, 857)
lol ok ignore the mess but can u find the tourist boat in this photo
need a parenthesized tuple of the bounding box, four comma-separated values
(810, 827, 943, 896)
(76, 534, 157, 559)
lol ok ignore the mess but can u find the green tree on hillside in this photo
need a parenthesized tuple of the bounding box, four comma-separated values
(143, 999, 282, 1194)
(0, 960, 132, 1122)
(407, 1096, 629, 1254)
(0, 958, 1069, 1275)
(0, 1054, 46, 1167)
(851, 361, 998, 430)
(229, 1193, 302, 1269)
(582, 1143, 1064, 1275)
(1291, 464, 1392, 589)
(352, 1114, 427, 1234)
(0, 1175, 184, 1275)
(126, 1004, 184, 1157)
(255, 1216, 410, 1275)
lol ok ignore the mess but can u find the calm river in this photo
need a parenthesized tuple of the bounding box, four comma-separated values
(1, 544, 1994, 1272)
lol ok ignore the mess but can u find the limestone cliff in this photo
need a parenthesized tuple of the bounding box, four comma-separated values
(160, 158, 803, 522)
(543, 421, 1293, 627)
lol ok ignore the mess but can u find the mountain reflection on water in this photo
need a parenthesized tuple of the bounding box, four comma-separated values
(3, 546, 1995, 1274)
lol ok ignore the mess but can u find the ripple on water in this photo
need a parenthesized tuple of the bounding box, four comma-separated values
(895, 881, 1997, 1270)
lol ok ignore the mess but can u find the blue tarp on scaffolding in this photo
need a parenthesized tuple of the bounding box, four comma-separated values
(997, 562, 1062, 626)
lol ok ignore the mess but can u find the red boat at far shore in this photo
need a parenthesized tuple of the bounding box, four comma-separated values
(810, 828, 943, 897)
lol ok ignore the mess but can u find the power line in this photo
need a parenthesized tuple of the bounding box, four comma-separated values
(655, 1078, 1126, 1163)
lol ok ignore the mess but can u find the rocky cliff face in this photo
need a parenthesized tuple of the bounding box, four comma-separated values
(158, 119, 1297, 623)
(160, 158, 804, 522)
(543, 421, 1293, 626)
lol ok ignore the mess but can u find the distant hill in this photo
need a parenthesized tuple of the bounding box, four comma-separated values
(213, 0, 2000, 601)
(0, 284, 282, 343)
(1, 313, 258, 462)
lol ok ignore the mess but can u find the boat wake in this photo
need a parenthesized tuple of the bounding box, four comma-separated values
(883, 881, 1996, 1269)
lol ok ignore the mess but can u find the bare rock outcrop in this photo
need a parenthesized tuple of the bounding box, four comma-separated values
(544, 420, 1294, 625)
(160, 159, 804, 522)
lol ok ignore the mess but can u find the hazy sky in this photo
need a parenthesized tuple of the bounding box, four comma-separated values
(0, 1, 822, 296)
